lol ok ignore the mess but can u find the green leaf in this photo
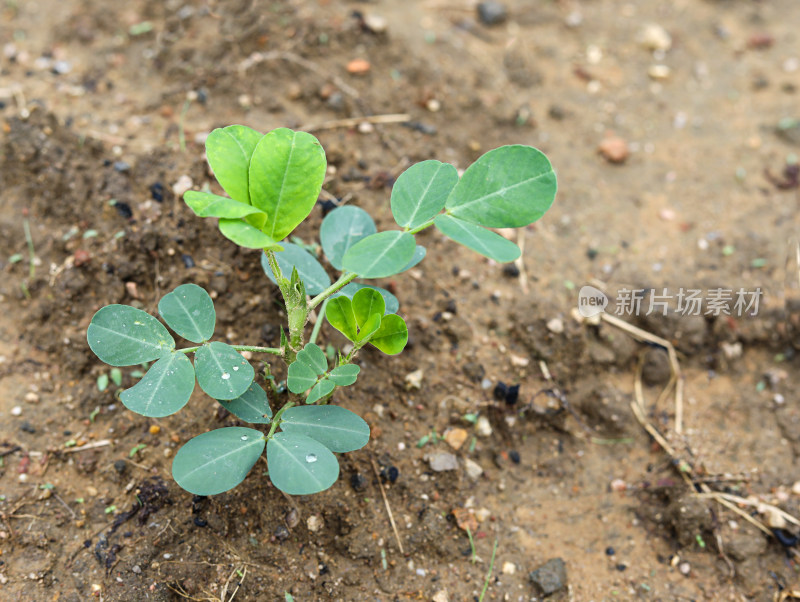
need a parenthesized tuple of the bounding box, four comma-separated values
(355, 312, 381, 343)
(205, 125, 263, 204)
(218, 219, 282, 250)
(158, 284, 216, 344)
(296, 343, 328, 375)
(305, 379, 335, 404)
(184, 191, 267, 219)
(287, 361, 318, 394)
(109, 367, 123, 386)
(260, 244, 331, 295)
(332, 283, 399, 315)
(369, 314, 408, 355)
(319, 206, 376, 270)
(341, 231, 416, 278)
(325, 296, 358, 341)
(194, 342, 254, 400)
(97, 373, 109, 391)
(220, 381, 273, 423)
(266, 432, 339, 495)
(280, 406, 370, 452)
(120, 352, 195, 417)
(249, 128, 327, 241)
(329, 364, 360, 386)
(172, 427, 265, 496)
(434, 214, 521, 262)
(391, 160, 459, 229)
(351, 287, 385, 329)
(445, 145, 557, 228)
(399, 245, 426, 273)
(88, 305, 175, 367)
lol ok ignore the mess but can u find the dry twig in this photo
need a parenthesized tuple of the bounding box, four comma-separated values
(370, 455, 405, 554)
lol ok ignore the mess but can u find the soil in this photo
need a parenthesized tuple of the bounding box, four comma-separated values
(1, 0, 800, 600)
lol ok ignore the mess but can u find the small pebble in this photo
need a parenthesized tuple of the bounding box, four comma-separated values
(149, 425, 161, 435)
(679, 562, 691, 576)
(405, 369, 424, 390)
(477, 1, 508, 26)
(502, 561, 516, 575)
(149, 182, 165, 202)
(182, 254, 195, 268)
(346, 58, 371, 75)
(24, 392, 39, 403)
(464, 458, 484, 481)
(598, 136, 629, 164)
(639, 23, 672, 52)
(193, 517, 207, 527)
(444, 428, 469, 450)
(363, 14, 388, 34)
(480, 378, 493, 390)
(502, 263, 520, 277)
(648, 64, 671, 80)
(20, 422, 35, 434)
(508, 450, 521, 464)
(172, 175, 193, 197)
(475, 416, 493, 437)
(113, 460, 128, 473)
(132, 565, 142, 574)
(274, 525, 290, 541)
(610, 478, 627, 492)
(113, 161, 130, 172)
(350, 473, 367, 492)
(546, 318, 564, 334)
(307, 515, 323, 533)
(428, 451, 459, 472)
(114, 201, 133, 219)
(605, 546, 615, 556)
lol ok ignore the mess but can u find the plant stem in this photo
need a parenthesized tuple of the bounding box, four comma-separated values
(406, 217, 437, 236)
(478, 538, 499, 602)
(308, 272, 358, 311)
(265, 249, 308, 364)
(266, 401, 295, 439)
(309, 298, 329, 345)
(176, 345, 281, 355)
(23, 217, 35, 279)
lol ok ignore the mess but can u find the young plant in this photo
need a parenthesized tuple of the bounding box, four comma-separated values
(87, 125, 556, 498)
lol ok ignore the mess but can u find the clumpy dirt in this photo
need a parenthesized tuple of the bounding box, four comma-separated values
(1, 0, 800, 600)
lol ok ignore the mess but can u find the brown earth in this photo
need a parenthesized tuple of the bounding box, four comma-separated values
(1, 0, 800, 600)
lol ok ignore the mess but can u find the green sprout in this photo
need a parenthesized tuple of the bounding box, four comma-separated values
(86, 125, 556, 498)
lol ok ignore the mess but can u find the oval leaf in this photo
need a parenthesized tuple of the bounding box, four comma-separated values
(341, 231, 416, 278)
(249, 128, 327, 241)
(332, 283, 399, 315)
(369, 314, 408, 355)
(260, 244, 331, 295)
(329, 364, 360, 386)
(445, 145, 556, 228)
(355, 312, 381, 343)
(325, 296, 357, 342)
(267, 432, 339, 495)
(88, 305, 175, 367)
(287, 361, 319, 394)
(281, 406, 370, 452)
(172, 427, 265, 496)
(351, 287, 385, 329)
(221, 381, 273, 423)
(320, 206, 376, 270)
(206, 125, 263, 204)
(305, 379, 335, 404)
(184, 191, 267, 219)
(218, 218, 282, 250)
(297, 343, 328, 375)
(434, 214, 521, 262)
(391, 160, 459, 229)
(195, 342, 254, 400)
(158, 284, 216, 344)
(120, 352, 195, 417)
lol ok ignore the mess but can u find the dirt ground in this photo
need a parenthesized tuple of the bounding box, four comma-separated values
(1, 0, 800, 600)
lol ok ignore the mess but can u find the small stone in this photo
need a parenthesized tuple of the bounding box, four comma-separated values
(648, 64, 671, 80)
(659, 208, 676, 221)
(405, 369, 424, 390)
(11, 406, 22, 416)
(502, 561, 516, 575)
(464, 458, 484, 481)
(510, 354, 530, 367)
(546, 318, 564, 334)
(86, 486, 98, 497)
(113, 460, 128, 473)
(113, 161, 130, 172)
(428, 451, 459, 472)
(24, 392, 39, 403)
(598, 136, 629, 164)
(792, 481, 800, 495)
(529, 558, 568, 596)
(475, 416, 492, 438)
(462, 362, 485, 382)
(678, 561, 691, 576)
(172, 175, 193, 197)
(444, 428, 469, 450)
(452, 507, 478, 532)
(477, 2, 508, 26)
(638, 24, 672, 52)
(610, 478, 627, 492)
(149, 425, 161, 435)
(132, 565, 142, 574)
(350, 473, 367, 492)
(721, 342, 742, 360)
(347, 58, 371, 75)
(432, 590, 449, 602)
(363, 14, 388, 34)
(307, 515, 323, 533)
(474, 508, 491, 522)
(274, 525, 290, 541)
(508, 450, 521, 464)
(74, 249, 91, 266)
(503, 263, 520, 277)
(20, 422, 35, 433)
(426, 99, 441, 112)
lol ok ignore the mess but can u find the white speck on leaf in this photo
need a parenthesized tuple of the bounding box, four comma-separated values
(305, 454, 318, 463)
(222, 372, 231, 380)
(241, 435, 248, 441)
